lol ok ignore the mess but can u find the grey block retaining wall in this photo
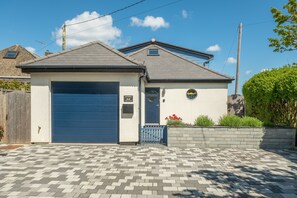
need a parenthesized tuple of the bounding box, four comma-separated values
(167, 127, 296, 149)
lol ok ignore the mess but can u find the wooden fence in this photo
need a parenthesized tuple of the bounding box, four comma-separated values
(0, 90, 31, 144)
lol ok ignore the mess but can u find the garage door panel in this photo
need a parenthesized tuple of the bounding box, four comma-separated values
(53, 105, 118, 113)
(53, 94, 117, 105)
(53, 127, 118, 134)
(53, 134, 117, 143)
(55, 105, 118, 115)
(53, 112, 117, 121)
(54, 120, 118, 128)
(52, 82, 119, 143)
(53, 82, 118, 94)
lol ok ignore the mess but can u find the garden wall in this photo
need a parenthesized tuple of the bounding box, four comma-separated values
(167, 127, 296, 149)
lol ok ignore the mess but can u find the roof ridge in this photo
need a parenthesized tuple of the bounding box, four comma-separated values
(155, 45, 233, 80)
(119, 40, 213, 59)
(127, 44, 153, 56)
(1, 45, 38, 60)
(0, 44, 18, 52)
(22, 46, 39, 59)
(93, 41, 141, 66)
(19, 41, 100, 66)
(20, 41, 141, 66)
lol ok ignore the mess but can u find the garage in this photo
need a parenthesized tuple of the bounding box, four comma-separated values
(52, 82, 119, 143)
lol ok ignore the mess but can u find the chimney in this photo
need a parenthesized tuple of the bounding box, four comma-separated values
(44, 50, 53, 56)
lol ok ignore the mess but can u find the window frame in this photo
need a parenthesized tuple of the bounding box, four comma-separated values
(3, 51, 19, 59)
(147, 49, 159, 56)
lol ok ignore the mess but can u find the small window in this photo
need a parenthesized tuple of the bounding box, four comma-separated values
(4, 51, 18, 59)
(147, 49, 159, 56)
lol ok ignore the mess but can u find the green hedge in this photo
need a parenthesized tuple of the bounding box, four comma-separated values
(242, 64, 297, 127)
(194, 115, 214, 127)
(219, 115, 242, 127)
(241, 116, 263, 127)
(218, 115, 263, 127)
(0, 80, 30, 91)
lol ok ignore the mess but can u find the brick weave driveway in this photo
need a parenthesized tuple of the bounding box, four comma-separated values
(0, 145, 296, 198)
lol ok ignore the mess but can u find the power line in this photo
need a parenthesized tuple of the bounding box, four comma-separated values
(66, 0, 146, 27)
(67, 0, 182, 38)
(222, 28, 237, 72)
(221, 19, 275, 72)
(36, 0, 183, 53)
(245, 19, 274, 27)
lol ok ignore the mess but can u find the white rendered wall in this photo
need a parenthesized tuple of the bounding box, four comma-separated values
(145, 83, 229, 125)
(30, 72, 140, 143)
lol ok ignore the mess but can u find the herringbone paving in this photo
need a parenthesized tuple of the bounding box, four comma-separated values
(0, 145, 296, 197)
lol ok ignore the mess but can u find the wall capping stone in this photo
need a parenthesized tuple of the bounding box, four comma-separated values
(167, 126, 295, 129)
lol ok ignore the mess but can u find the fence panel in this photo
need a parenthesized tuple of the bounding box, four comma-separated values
(0, 92, 7, 142)
(0, 91, 31, 144)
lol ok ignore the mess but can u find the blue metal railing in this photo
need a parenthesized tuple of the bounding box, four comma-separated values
(141, 125, 167, 145)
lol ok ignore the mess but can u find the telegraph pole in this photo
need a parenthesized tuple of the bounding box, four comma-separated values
(62, 24, 66, 51)
(235, 22, 242, 95)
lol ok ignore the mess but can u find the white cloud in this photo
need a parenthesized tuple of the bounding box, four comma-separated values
(53, 11, 122, 48)
(206, 44, 221, 52)
(181, 10, 188, 18)
(245, 70, 252, 75)
(25, 46, 36, 54)
(130, 16, 169, 31)
(226, 57, 237, 64)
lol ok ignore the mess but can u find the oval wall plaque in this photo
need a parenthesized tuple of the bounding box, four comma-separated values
(186, 89, 197, 99)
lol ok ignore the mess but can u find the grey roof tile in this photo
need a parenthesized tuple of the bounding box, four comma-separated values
(19, 41, 141, 67)
(129, 44, 233, 81)
(119, 40, 214, 59)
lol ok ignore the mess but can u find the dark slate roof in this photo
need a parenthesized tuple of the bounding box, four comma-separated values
(119, 40, 214, 60)
(19, 41, 143, 70)
(129, 44, 233, 82)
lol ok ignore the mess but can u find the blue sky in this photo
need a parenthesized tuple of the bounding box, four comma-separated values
(1, 0, 296, 94)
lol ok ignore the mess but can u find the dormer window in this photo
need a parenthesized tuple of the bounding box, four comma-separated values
(4, 51, 18, 59)
(147, 49, 159, 56)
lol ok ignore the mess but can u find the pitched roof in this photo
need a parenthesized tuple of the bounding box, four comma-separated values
(129, 44, 233, 82)
(19, 41, 143, 69)
(0, 45, 38, 76)
(119, 40, 214, 60)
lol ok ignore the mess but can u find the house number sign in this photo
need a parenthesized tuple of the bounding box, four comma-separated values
(124, 95, 133, 102)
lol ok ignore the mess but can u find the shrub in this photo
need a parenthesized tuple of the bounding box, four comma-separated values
(242, 64, 297, 127)
(0, 126, 3, 141)
(194, 115, 214, 127)
(241, 116, 263, 127)
(165, 114, 184, 126)
(0, 80, 30, 91)
(219, 115, 241, 127)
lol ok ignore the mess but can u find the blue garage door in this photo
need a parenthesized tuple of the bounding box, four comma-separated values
(52, 82, 119, 143)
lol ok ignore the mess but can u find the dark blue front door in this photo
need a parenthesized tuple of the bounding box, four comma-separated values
(145, 88, 160, 124)
(52, 82, 119, 143)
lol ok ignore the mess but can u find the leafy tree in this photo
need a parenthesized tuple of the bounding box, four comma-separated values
(242, 64, 297, 127)
(269, 0, 297, 52)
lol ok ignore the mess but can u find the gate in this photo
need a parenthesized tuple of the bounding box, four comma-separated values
(140, 125, 167, 145)
(0, 91, 31, 144)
